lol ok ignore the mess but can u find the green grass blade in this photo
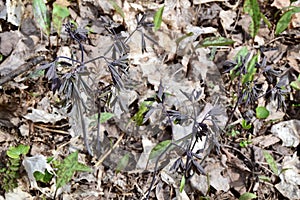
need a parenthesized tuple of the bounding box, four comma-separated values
(109, 0, 125, 19)
(179, 175, 186, 192)
(154, 6, 164, 31)
(276, 7, 300, 35)
(149, 140, 171, 160)
(33, 0, 51, 36)
(263, 151, 279, 175)
(52, 3, 70, 35)
(199, 36, 235, 47)
(243, 0, 261, 37)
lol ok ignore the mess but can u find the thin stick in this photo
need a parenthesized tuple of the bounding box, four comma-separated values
(94, 132, 125, 167)
(33, 124, 69, 135)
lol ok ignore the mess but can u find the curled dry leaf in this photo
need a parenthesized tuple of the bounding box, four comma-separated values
(24, 108, 66, 123)
(22, 154, 54, 188)
(271, 120, 300, 147)
(219, 10, 237, 30)
(275, 153, 300, 200)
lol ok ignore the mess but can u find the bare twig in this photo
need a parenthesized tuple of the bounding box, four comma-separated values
(94, 132, 125, 167)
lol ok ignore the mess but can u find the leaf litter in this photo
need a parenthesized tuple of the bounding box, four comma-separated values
(0, 0, 299, 199)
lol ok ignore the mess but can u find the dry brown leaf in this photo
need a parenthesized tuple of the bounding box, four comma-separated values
(271, 120, 300, 147)
(271, 0, 290, 9)
(275, 153, 300, 200)
(251, 135, 281, 148)
(219, 10, 237, 31)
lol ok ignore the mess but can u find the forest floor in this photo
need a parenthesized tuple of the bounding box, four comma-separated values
(0, 0, 300, 199)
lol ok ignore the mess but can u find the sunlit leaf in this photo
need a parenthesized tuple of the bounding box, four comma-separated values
(179, 175, 185, 192)
(149, 140, 171, 160)
(56, 151, 92, 189)
(263, 151, 279, 175)
(154, 6, 164, 31)
(256, 106, 269, 119)
(33, 0, 50, 36)
(241, 119, 252, 130)
(239, 192, 257, 200)
(199, 36, 235, 47)
(243, 0, 261, 37)
(7, 145, 30, 159)
(132, 101, 153, 126)
(276, 7, 300, 35)
(290, 75, 300, 90)
(258, 175, 271, 182)
(52, 2, 70, 35)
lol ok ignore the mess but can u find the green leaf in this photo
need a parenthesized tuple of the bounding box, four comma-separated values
(100, 112, 114, 123)
(228, 129, 240, 137)
(261, 13, 271, 28)
(258, 175, 271, 182)
(33, 0, 51, 36)
(241, 119, 252, 130)
(34, 170, 53, 183)
(149, 140, 171, 160)
(290, 75, 300, 90)
(132, 101, 153, 126)
(230, 47, 249, 79)
(243, 0, 261, 37)
(116, 153, 130, 173)
(290, 80, 300, 90)
(239, 192, 257, 200)
(109, 0, 125, 19)
(89, 112, 114, 127)
(199, 36, 235, 47)
(242, 54, 258, 84)
(276, 7, 300, 35)
(263, 151, 279, 175)
(179, 175, 186, 192)
(256, 106, 269, 119)
(7, 145, 30, 159)
(56, 151, 92, 189)
(239, 140, 251, 148)
(52, 3, 70, 35)
(154, 6, 164, 31)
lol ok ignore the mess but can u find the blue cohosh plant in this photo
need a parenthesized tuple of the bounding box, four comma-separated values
(223, 46, 290, 128)
(39, 13, 157, 157)
(132, 83, 222, 199)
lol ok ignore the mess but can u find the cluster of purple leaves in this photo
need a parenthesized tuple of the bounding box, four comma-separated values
(224, 48, 289, 113)
(143, 84, 222, 199)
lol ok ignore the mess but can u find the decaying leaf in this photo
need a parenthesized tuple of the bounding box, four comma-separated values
(22, 154, 54, 188)
(271, 120, 300, 147)
(275, 153, 300, 200)
(24, 108, 66, 123)
(271, 0, 290, 9)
